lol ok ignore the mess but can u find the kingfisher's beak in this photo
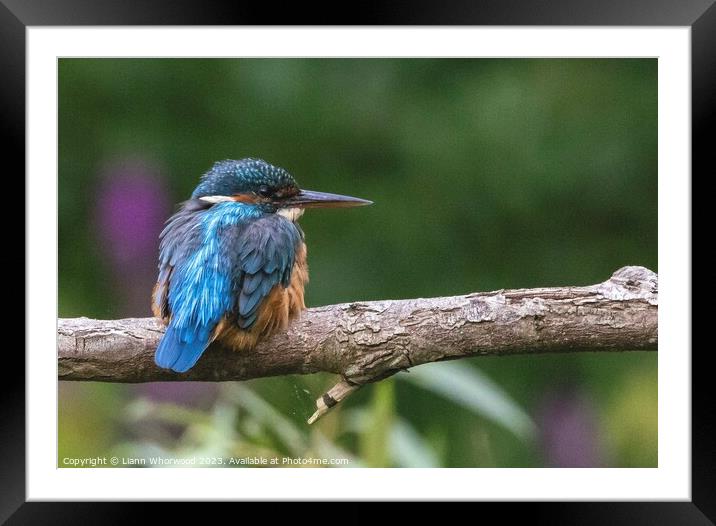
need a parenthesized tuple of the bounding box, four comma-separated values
(282, 189, 373, 209)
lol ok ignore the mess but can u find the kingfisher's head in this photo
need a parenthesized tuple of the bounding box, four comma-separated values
(191, 158, 371, 220)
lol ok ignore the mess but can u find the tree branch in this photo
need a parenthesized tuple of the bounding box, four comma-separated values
(59, 266, 657, 422)
(59, 263, 656, 376)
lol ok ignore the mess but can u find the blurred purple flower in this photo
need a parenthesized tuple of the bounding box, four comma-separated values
(94, 159, 171, 317)
(95, 159, 171, 269)
(136, 382, 219, 407)
(537, 386, 607, 468)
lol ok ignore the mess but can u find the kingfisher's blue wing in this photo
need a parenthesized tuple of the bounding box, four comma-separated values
(154, 201, 221, 373)
(228, 214, 303, 330)
(152, 201, 206, 320)
(154, 204, 302, 373)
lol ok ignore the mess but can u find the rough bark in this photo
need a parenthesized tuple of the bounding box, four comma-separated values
(58, 266, 658, 384)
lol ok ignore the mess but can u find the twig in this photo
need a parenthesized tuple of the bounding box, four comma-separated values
(307, 379, 361, 424)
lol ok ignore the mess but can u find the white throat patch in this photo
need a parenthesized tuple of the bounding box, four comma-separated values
(277, 207, 305, 222)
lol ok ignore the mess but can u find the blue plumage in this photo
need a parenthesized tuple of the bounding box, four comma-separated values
(155, 324, 211, 373)
(153, 158, 370, 373)
(191, 159, 296, 200)
(154, 199, 302, 372)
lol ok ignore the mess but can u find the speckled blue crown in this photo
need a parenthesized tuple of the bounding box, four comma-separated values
(191, 158, 297, 199)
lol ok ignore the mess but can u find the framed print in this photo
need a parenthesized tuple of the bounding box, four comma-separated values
(7, 0, 709, 520)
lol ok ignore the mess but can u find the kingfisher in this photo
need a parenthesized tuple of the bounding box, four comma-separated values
(152, 158, 371, 373)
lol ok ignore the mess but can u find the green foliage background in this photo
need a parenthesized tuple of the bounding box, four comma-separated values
(59, 58, 657, 468)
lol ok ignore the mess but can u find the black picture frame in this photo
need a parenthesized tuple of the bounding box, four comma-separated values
(5, 0, 707, 521)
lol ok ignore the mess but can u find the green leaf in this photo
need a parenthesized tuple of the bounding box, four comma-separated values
(224, 384, 307, 455)
(359, 380, 395, 467)
(344, 409, 439, 467)
(401, 362, 536, 441)
(389, 419, 441, 468)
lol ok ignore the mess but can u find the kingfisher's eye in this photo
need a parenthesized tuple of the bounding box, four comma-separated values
(257, 185, 273, 198)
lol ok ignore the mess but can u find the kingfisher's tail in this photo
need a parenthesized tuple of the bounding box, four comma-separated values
(155, 324, 212, 373)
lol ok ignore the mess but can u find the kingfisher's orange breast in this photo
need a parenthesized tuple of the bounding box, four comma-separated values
(214, 241, 309, 350)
